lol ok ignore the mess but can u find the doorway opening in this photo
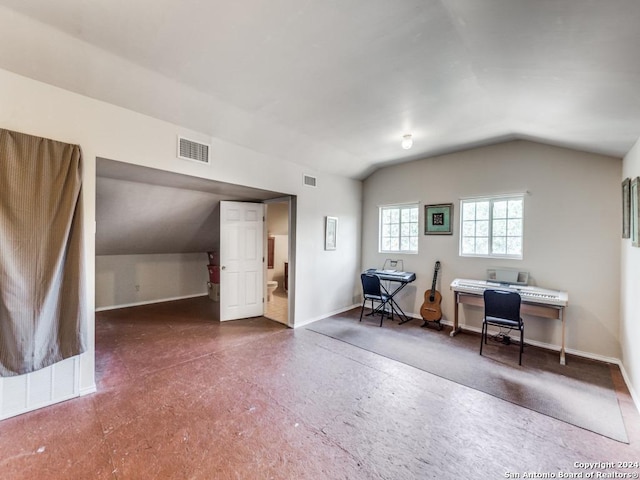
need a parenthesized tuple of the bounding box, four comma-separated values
(95, 158, 293, 322)
(264, 199, 291, 325)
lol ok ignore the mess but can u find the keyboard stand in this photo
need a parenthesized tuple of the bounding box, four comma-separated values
(451, 290, 567, 365)
(365, 268, 416, 325)
(366, 276, 414, 324)
(386, 281, 413, 324)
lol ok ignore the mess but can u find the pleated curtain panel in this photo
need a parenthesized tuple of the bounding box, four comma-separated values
(0, 129, 87, 376)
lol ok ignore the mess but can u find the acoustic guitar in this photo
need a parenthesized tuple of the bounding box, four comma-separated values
(420, 261, 443, 330)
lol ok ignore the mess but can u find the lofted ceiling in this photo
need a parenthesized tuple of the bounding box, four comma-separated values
(1, 1, 639, 180)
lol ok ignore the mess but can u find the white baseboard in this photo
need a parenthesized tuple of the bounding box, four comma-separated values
(0, 392, 82, 421)
(95, 300, 640, 416)
(95, 293, 207, 312)
(293, 303, 360, 329)
(440, 318, 639, 413)
(451, 320, 621, 364)
(617, 362, 640, 415)
(80, 384, 97, 396)
(347, 309, 640, 413)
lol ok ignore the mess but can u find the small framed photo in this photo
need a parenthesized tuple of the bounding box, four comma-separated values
(425, 203, 453, 235)
(325, 216, 338, 250)
(622, 178, 631, 239)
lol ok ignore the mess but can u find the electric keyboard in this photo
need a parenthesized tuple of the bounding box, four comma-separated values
(362, 268, 416, 324)
(364, 269, 416, 283)
(450, 278, 568, 307)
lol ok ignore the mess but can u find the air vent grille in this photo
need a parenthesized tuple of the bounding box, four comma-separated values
(303, 174, 317, 187)
(177, 136, 210, 164)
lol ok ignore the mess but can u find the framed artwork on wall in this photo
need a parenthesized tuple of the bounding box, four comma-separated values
(622, 178, 631, 239)
(267, 236, 275, 269)
(424, 203, 453, 235)
(631, 178, 640, 247)
(325, 216, 338, 250)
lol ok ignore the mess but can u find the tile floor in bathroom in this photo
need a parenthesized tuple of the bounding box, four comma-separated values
(265, 288, 288, 325)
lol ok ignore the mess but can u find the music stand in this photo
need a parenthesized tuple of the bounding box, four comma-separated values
(382, 259, 404, 272)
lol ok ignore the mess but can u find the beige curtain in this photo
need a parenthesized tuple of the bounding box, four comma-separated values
(0, 129, 86, 376)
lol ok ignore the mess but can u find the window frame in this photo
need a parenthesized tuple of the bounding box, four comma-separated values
(378, 203, 420, 255)
(459, 195, 525, 259)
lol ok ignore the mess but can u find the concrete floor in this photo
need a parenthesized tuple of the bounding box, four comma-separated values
(0, 296, 638, 479)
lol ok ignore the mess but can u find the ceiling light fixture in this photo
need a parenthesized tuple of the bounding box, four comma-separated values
(401, 134, 413, 150)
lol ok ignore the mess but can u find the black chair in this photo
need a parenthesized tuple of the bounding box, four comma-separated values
(480, 289, 525, 365)
(359, 273, 392, 327)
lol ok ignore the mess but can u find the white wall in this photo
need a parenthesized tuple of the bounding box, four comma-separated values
(96, 253, 209, 310)
(267, 202, 289, 290)
(363, 140, 621, 360)
(621, 140, 640, 402)
(0, 67, 362, 414)
(267, 236, 289, 288)
(267, 202, 289, 235)
(293, 183, 363, 324)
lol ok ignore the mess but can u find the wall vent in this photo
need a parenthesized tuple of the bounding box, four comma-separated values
(177, 136, 210, 165)
(303, 174, 317, 187)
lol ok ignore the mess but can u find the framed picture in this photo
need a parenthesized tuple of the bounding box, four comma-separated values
(325, 216, 338, 250)
(425, 203, 453, 235)
(632, 178, 640, 247)
(622, 178, 631, 239)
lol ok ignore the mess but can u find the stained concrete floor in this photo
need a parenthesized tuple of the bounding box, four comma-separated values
(0, 297, 638, 479)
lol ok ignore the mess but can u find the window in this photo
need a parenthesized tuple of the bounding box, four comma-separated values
(379, 204, 419, 253)
(460, 196, 524, 258)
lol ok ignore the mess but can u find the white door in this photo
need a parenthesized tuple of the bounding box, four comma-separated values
(219, 201, 264, 321)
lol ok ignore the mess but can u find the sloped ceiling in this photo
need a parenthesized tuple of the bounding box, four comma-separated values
(1, 1, 639, 180)
(96, 159, 284, 255)
(3, 1, 640, 256)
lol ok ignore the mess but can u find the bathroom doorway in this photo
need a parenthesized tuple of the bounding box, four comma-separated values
(264, 199, 290, 325)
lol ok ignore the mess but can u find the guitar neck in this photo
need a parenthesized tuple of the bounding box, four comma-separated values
(429, 261, 440, 301)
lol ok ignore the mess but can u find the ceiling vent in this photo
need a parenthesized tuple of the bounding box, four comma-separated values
(177, 136, 210, 165)
(303, 174, 317, 187)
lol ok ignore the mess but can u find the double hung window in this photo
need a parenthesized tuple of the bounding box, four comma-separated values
(379, 204, 419, 254)
(460, 196, 524, 259)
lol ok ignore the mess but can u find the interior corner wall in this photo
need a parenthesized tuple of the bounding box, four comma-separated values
(96, 253, 209, 310)
(0, 67, 362, 417)
(362, 140, 622, 360)
(622, 139, 640, 402)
